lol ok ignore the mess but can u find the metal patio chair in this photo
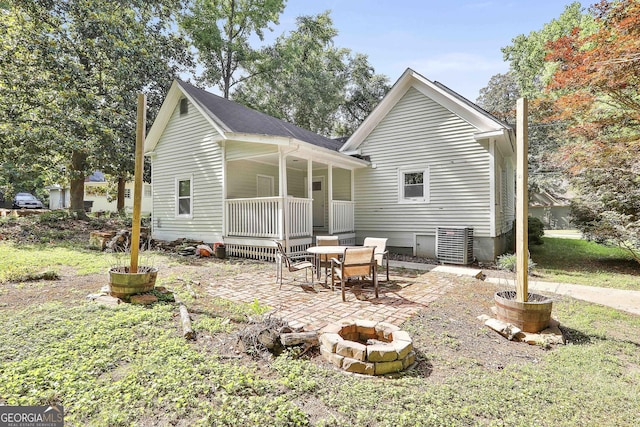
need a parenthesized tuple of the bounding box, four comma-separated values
(274, 241, 315, 288)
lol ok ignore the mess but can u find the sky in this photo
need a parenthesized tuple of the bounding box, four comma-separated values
(257, 0, 584, 102)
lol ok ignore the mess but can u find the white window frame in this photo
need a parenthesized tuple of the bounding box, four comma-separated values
(124, 188, 131, 199)
(175, 175, 193, 219)
(398, 166, 430, 203)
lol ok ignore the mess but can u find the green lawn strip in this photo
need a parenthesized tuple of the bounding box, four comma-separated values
(0, 301, 309, 426)
(0, 242, 176, 284)
(529, 237, 640, 290)
(0, 242, 111, 282)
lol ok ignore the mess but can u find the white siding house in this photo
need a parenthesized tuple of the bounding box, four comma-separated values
(145, 80, 368, 256)
(341, 69, 515, 261)
(146, 69, 515, 262)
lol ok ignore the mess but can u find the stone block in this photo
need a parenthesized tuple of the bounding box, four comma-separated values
(319, 333, 343, 352)
(342, 332, 360, 342)
(392, 330, 412, 344)
(375, 322, 400, 341)
(321, 323, 342, 334)
(355, 319, 377, 339)
(402, 351, 416, 369)
(366, 344, 398, 362)
(393, 339, 413, 360)
(130, 294, 158, 305)
(94, 295, 122, 307)
(320, 346, 344, 368)
(336, 340, 367, 361)
(337, 319, 357, 334)
(374, 360, 404, 375)
(342, 357, 375, 375)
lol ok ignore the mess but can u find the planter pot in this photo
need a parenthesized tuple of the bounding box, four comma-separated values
(494, 290, 553, 333)
(109, 266, 158, 298)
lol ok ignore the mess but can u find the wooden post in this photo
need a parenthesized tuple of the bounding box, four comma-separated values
(516, 98, 528, 302)
(130, 93, 146, 273)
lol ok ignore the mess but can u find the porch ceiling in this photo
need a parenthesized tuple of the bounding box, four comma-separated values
(229, 153, 364, 172)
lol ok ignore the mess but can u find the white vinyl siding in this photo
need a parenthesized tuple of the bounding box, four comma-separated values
(227, 160, 279, 198)
(354, 86, 492, 247)
(151, 99, 224, 242)
(332, 168, 351, 201)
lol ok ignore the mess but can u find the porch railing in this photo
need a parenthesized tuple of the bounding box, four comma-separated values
(225, 196, 312, 239)
(330, 200, 355, 234)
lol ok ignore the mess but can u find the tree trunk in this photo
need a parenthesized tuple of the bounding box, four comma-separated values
(69, 150, 88, 219)
(117, 176, 126, 213)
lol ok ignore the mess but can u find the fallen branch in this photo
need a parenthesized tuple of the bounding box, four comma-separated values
(179, 303, 196, 340)
(280, 331, 319, 347)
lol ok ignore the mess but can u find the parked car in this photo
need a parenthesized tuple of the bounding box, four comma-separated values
(13, 192, 44, 209)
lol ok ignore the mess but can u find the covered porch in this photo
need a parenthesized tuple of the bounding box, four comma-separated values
(222, 139, 368, 258)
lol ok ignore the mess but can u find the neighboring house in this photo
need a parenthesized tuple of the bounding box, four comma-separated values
(145, 69, 515, 262)
(46, 185, 69, 210)
(529, 190, 572, 230)
(48, 181, 152, 214)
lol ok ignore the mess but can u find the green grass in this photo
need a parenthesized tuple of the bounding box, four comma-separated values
(0, 242, 114, 283)
(530, 237, 640, 290)
(0, 302, 307, 426)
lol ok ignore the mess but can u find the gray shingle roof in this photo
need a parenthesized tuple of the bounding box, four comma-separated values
(177, 80, 343, 151)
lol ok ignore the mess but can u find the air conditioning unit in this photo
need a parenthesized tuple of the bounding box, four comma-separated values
(436, 227, 474, 265)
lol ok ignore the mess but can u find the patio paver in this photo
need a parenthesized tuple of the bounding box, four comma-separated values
(205, 269, 458, 331)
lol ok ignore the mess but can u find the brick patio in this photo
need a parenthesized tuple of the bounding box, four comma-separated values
(206, 268, 457, 332)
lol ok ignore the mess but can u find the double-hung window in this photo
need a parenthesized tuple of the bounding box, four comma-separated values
(176, 176, 193, 218)
(399, 167, 430, 203)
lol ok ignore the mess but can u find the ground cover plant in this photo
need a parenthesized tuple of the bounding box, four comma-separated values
(530, 237, 640, 290)
(1, 216, 639, 425)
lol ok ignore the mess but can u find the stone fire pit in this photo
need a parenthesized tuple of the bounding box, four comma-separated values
(319, 319, 416, 375)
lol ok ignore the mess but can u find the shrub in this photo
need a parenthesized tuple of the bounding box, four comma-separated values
(528, 216, 545, 245)
(497, 253, 536, 274)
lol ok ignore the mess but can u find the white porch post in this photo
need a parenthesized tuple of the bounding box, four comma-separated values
(307, 159, 313, 237)
(489, 139, 497, 238)
(328, 164, 334, 234)
(221, 142, 227, 237)
(278, 148, 288, 247)
(351, 168, 355, 233)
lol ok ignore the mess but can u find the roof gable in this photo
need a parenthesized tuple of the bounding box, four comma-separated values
(341, 68, 513, 153)
(145, 80, 342, 153)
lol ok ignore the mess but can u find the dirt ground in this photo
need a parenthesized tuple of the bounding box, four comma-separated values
(0, 216, 550, 382)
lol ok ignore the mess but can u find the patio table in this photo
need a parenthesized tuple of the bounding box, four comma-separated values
(306, 245, 351, 282)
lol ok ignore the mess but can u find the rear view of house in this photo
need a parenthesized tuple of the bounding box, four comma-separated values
(145, 69, 515, 263)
